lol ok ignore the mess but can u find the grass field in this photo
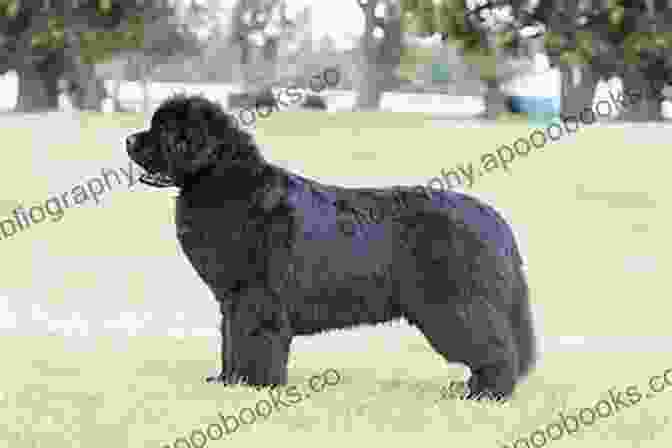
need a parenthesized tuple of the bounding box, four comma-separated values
(0, 111, 670, 447)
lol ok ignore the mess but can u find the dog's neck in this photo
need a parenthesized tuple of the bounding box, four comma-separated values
(177, 148, 275, 210)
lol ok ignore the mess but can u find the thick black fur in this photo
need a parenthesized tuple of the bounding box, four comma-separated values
(126, 94, 537, 401)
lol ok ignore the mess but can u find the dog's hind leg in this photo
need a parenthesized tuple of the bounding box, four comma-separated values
(406, 297, 519, 401)
(394, 211, 520, 401)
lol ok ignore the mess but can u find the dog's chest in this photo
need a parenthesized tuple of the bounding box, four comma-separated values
(175, 198, 246, 239)
(174, 197, 259, 293)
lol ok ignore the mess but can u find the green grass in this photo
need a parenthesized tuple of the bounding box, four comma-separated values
(2, 338, 671, 447)
(0, 111, 670, 447)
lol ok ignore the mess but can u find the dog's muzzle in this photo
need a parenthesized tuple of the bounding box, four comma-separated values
(126, 135, 176, 188)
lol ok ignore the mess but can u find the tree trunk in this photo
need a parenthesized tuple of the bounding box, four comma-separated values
(125, 54, 153, 113)
(111, 78, 122, 112)
(560, 64, 599, 117)
(619, 68, 662, 122)
(354, 0, 402, 111)
(242, 45, 264, 93)
(483, 80, 509, 119)
(377, 1, 402, 91)
(356, 61, 385, 111)
(73, 60, 104, 111)
(262, 36, 279, 83)
(141, 73, 152, 114)
(356, 0, 382, 111)
(15, 60, 61, 112)
(137, 55, 153, 114)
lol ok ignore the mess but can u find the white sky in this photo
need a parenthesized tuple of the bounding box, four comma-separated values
(218, 0, 365, 50)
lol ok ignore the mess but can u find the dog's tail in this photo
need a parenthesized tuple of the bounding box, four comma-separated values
(510, 260, 537, 379)
(491, 202, 537, 380)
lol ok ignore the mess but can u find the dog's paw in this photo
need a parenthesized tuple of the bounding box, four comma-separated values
(205, 375, 225, 384)
(206, 373, 240, 385)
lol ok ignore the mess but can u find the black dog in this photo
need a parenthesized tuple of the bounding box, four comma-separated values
(126, 94, 537, 400)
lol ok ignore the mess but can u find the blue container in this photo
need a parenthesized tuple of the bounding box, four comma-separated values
(509, 96, 561, 125)
(431, 63, 451, 83)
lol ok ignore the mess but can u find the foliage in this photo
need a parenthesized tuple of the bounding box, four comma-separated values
(402, 0, 496, 53)
(534, 0, 672, 87)
(228, 0, 295, 52)
(401, 0, 672, 89)
(398, 45, 434, 80)
(228, 0, 299, 90)
(401, 0, 521, 83)
(0, 0, 200, 74)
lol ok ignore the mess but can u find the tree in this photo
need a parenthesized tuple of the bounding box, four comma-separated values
(465, 0, 672, 120)
(228, 0, 296, 92)
(118, 4, 204, 112)
(530, 0, 672, 120)
(0, 0, 201, 112)
(401, 0, 536, 119)
(353, 0, 403, 110)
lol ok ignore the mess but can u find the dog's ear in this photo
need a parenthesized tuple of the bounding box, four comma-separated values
(160, 96, 267, 185)
(163, 101, 230, 177)
(213, 125, 266, 178)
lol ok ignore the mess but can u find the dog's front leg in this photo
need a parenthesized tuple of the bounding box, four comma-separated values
(206, 298, 238, 384)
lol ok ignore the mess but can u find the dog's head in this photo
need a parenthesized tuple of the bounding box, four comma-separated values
(126, 94, 261, 189)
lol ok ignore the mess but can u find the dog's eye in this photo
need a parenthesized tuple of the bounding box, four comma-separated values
(159, 122, 178, 133)
(174, 141, 188, 154)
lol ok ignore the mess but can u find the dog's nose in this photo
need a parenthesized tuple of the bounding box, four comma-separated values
(126, 135, 137, 150)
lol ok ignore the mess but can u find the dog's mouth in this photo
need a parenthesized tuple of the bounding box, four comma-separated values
(138, 170, 176, 188)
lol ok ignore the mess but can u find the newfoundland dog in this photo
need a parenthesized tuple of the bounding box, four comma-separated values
(126, 94, 536, 401)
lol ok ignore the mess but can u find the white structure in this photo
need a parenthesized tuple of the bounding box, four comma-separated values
(0, 70, 18, 111)
(499, 53, 561, 102)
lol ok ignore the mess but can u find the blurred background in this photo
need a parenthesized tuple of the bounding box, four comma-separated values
(1, 0, 672, 351)
(1, 0, 671, 121)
